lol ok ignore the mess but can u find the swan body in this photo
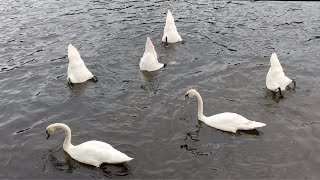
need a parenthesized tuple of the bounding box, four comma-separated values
(139, 37, 164, 71)
(67, 44, 96, 83)
(266, 53, 293, 92)
(46, 123, 133, 167)
(162, 10, 182, 43)
(184, 89, 266, 133)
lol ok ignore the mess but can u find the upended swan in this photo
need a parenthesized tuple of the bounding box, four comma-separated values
(139, 37, 164, 72)
(46, 123, 133, 167)
(162, 10, 182, 43)
(67, 44, 98, 84)
(183, 89, 266, 133)
(266, 53, 296, 98)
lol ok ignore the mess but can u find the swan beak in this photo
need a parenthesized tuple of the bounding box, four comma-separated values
(183, 94, 189, 102)
(46, 130, 51, 140)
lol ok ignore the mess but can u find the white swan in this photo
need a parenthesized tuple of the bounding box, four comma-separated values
(266, 53, 295, 97)
(139, 37, 164, 71)
(162, 10, 182, 43)
(46, 123, 133, 167)
(184, 89, 266, 133)
(67, 44, 98, 84)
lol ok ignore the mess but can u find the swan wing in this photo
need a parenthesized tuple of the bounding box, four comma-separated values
(207, 112, 248, 126)
(78, 140, 114, 149)
(67, 44, 94, 83)
(140, 53, 164, 71)
(277, 74, 292, 90)
(206, 112, 266, 133)
(266, 68, 279, 91)
(68, 141, 133, 166)
(67, 62, 94, 83)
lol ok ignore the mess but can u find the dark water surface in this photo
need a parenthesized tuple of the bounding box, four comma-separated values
(1, 0, 320, 179)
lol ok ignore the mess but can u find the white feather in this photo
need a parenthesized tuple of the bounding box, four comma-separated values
(139, 37, 164, 72)
(162, 10, 182, 43)
(67, 44, 94, 83)
(266, 53, 292, 91)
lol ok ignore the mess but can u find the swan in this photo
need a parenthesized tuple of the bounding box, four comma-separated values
(67, 44, 98, 84)
(46, 123, 133, 167)
(139, 37, 164, 72)
(162, 10, 182, 43)
(266, 52, 296, 98)
(183, 89, 266, 133)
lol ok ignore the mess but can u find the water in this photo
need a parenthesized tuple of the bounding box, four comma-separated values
(0, 0, 320, 178)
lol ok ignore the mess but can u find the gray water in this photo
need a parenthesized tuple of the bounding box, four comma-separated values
(1, 0, 320, 179)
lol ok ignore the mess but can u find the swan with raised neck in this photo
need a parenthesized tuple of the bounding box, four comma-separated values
(46, 123, 133, 167)
(139, 37, 164, 71)
(184, 89, 266, 133)
(67, 44, 98, 84)
(162, 10, 182, 43)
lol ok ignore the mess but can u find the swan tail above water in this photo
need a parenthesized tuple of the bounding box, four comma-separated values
(110, 151, 134, 164)
(238, 121, 266, 131)
(145, 37, 155, 53)
(68, 44, 82, 61)
(249, 121, 266, 128)
(120, 156, 134, 162)
(166, 10, 175, 25)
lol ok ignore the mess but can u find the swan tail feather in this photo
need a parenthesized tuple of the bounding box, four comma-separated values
(68, 44, 81, 61)
(250, 121, 266, 128)
(145, 37, 154, 52)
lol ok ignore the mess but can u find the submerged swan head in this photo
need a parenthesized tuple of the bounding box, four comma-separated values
(183, 89, 199, 101)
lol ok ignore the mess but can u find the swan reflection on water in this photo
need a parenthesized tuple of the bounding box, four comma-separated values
(140, 70, 161, 94)
(67, 80, 90, 96)
(264, 85, 295, 103)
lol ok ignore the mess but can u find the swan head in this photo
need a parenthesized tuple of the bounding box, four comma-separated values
(46, 124, 57, 139)
(46, 123, 66, 139)
(183, 89, 198, 101)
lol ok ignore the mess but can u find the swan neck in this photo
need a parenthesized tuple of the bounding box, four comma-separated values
(194, 92, 205, 120)
(54, 123, 73, 150)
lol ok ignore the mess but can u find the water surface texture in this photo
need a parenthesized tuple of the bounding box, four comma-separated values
(0, 0, 320, 179)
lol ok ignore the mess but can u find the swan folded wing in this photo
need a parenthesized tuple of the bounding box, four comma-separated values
(79, 140, 114, 149)
(67, 62, 94, 83)
(267, 72, 292, 91)
(68, 141, 115, 167)
(139, 53, 164, 71)
(162, 31, 182, 43)
(267, 67, 292, 91)
(266, 77, 279, 92)
(277, 74, 292, 90)
(207, 112, 262, 132)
